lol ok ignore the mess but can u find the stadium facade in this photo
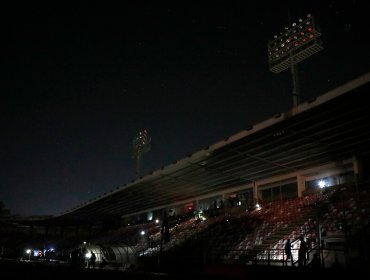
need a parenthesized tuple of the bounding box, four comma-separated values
(1, 72, 370, 272)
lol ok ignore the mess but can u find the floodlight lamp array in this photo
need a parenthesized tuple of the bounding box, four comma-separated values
(268, 14, 323, 73)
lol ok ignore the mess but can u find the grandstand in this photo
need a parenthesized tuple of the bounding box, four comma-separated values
(1, 72, 370, 275)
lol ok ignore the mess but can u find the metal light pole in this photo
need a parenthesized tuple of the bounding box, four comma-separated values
(132, 129, 151, 178)
(268, 14, 323, 107)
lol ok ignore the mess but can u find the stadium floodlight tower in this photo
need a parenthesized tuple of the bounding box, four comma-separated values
(132, 129, 151, 179)
(268, 14, 323, 107)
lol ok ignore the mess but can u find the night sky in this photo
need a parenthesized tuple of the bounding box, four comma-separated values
(2, 1, 369, 216)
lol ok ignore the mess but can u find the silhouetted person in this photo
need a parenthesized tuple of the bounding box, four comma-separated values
(219, 200, 224, 208)
(88, 251, 96, 268)
(284, 238, 294, 266)
(298, 235, 308, 267)
(161, 211, 170, 243)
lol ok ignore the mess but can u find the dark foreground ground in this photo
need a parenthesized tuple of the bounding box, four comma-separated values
(0, 258, 368, 280)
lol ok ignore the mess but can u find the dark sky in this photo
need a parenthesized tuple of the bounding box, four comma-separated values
(1, 1, 369, 216)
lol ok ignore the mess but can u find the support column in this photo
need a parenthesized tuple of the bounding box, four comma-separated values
(297, 175, 306, 197)
(253, 182, 259, 205)
(193, 199, 198, 211)
(353, 156, 363, 182)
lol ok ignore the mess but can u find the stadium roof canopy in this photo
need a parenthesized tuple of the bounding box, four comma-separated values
(17, 72, 370, 226)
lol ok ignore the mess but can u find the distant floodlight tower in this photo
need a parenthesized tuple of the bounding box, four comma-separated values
(132, 129, 151, 178)
(268, 14, 323, 107)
